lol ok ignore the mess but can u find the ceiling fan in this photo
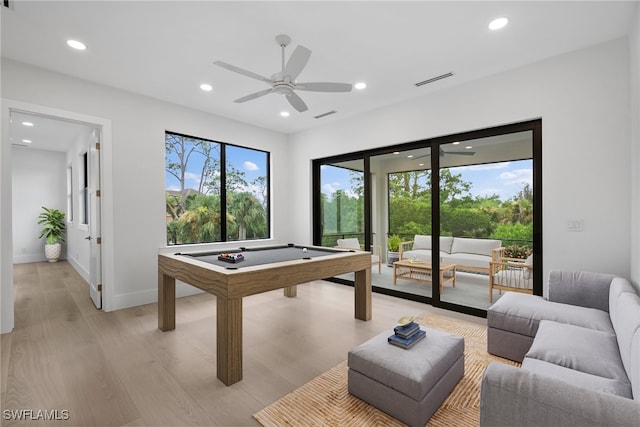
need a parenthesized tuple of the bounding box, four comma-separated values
(414, 147, 476, 159)
(214, 34, 352, 112)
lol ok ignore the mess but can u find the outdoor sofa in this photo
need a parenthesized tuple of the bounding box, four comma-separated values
(480, 270, 640, 426)
(399, 235, 502, 274)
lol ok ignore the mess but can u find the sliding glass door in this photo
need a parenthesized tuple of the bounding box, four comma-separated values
(312, 120, 541, 317)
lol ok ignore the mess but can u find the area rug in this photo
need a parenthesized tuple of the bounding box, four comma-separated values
(253, 312, 519, 427)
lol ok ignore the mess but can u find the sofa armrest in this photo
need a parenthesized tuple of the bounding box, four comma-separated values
(480, 363, 640, 427)
(398, 241, 413, 259)
(548, 270, 616, 312)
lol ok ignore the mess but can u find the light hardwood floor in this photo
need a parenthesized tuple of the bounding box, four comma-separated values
(2, 261, 485, 426)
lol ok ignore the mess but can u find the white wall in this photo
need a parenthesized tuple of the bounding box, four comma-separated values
(629, 5, 640, 286)
(1, 59, 289, 329)
(11, 147, 67, 263)
(288, 38, 633, 289)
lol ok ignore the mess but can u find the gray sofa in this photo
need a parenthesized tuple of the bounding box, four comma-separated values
(399, 235, 502, 274)
(480, 271, 640, 426)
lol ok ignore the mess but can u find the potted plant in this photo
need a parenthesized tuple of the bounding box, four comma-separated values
(387, 234, 402, 266)
(38, 206, 66, 262)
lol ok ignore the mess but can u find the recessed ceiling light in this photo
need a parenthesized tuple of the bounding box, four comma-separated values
(489, 17, 509, 31)
(407, 155, 414, 158)
(354, 82, 367, 90)
(280, 111, 290, 117)
(465, 146, 473, 150)
(200, 83, 213, 92)
(393, 151, 400, 155)
(22, 121, 34, 127)
(22, 139, 32, 144)
(418, 163, 425, 167)
(66, 39, 87, 50)
(452, 141, 460, 145)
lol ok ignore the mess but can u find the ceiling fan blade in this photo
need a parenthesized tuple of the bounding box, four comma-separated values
(285, 91, 308, 112)
(285, 45, 311, 80)
(234, 88, 274, 103)
(214, 60, 273, 84)
(296, 82, 353, 92)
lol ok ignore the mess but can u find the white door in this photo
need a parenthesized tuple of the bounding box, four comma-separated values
(88, 132, 102, 309)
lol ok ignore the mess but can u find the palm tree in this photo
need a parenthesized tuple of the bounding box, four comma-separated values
(227, 192, 266, 240)
(180, 194, 221, 243)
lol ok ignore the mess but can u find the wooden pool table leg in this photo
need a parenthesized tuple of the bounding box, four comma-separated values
(217, 296, 243, 386)
(283, 285, 297, 297)
(354, 268, 372, 321)
(158, 272, 176, 331)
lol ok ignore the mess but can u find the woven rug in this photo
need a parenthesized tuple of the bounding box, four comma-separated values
(253, 313, 519, 427)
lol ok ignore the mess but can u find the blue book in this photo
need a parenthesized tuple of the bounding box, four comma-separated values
(394, 321, 420, 338)
(388, 329, 426, 349)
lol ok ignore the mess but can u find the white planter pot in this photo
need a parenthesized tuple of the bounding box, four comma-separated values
(44, 243, 62, 262)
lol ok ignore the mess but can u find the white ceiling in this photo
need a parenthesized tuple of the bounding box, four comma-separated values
(2, 1, 638, 144)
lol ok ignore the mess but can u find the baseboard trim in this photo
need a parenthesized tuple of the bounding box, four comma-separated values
(110, 281, 204, 311)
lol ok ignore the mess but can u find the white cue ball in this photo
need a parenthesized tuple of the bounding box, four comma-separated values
(302, 248, 307, 252)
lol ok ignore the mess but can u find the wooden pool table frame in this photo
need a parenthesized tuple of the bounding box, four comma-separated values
(158, 245, 372, 385)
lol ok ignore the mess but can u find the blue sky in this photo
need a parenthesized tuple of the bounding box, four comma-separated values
(166, 143, 267, 194)
(321, 159, 533, 201)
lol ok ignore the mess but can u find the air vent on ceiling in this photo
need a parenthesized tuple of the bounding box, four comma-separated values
(314, 110, 337, 119)
(415, 72, 454, 87)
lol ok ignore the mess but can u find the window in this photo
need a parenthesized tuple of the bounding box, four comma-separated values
(165, 132, 270, 245)
(80, 152, 88, 226)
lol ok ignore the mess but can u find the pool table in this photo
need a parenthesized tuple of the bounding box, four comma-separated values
(157, 243, 372, 385)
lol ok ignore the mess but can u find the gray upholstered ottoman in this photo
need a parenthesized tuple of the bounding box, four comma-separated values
(347, 327, 464, 426)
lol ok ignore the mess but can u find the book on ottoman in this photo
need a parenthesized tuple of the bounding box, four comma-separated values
(394, 321, 420, 338)
(388, 329, 426, 349)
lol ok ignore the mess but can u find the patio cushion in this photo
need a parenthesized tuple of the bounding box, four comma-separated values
(450, 237, 501, 257)
(337, 238, 361, 249)
(412, 235, 454, 253)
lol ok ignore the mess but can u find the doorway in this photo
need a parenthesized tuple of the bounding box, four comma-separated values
(313, 120, 541, 317)
(3, 100, 112, 330)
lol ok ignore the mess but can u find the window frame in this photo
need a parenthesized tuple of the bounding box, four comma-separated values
(165, 131, 271, 246)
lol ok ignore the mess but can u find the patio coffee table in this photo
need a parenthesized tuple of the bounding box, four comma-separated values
(393, 260, 456, 292)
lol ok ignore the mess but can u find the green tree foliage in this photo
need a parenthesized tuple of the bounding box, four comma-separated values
(387, 165, 533, 243)
(165, 134, 268, 245)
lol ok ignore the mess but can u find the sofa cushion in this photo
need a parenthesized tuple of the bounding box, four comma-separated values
(337, 238, 360, 249)
(525, 320, 627, 382)
(487, 292, 614, 338)
(521, 357, 632, 398)
(445, 253, 491, 270)
(450, 237, 501, 257)
(412, 235, 454, 253)
(609, 289, 640, 396)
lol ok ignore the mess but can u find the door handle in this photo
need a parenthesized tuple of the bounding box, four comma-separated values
(85, 236, 92, 241)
